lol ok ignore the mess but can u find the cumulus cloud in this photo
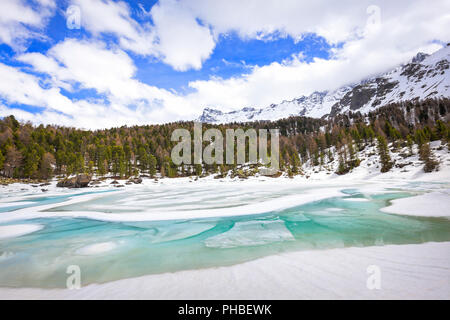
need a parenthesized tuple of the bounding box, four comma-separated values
(0, 61, 81, 116)
(0, 0, 449, 128)
(0, 0, 55, 50)
(179, 0, 450, 110)
(71, 0, 215, 71)
(68, 0, 450, 75)
(150, 0, 215, 71)
(185, 0, 368, 44)
(13, 39, 198, 128)
(70, 0, 158, 56)
(0, 56, 187, 129)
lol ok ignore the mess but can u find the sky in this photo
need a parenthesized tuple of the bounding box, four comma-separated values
(0, 0, 449, 129)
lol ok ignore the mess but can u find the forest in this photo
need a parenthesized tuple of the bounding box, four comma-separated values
(0, 98, 449, 181)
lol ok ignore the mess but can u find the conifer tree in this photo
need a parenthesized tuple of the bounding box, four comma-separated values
(419, 143, 439, 172)
(377, 135, 393, 173)
(148, 154, 157, 177)
(23, 147, 39, 178)
(435, 120, 448, 143)
(336, 153, 347, 175)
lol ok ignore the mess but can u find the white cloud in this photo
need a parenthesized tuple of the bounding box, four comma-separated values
(0, 0, 55, 50)
(20, 40, 138, 99)
(0, 63, 72, 113)
(0, 57, 185, 129)
(178, 0, 450, 110)
(70, 0, 158, 56)
(13, 39, 198, 128)
(69, 0, 450, 76)
(1, 0, 449, 128)
(150, 0, 215, 71)
(71, 0, 215, 71)
(184, 0, 369, 44)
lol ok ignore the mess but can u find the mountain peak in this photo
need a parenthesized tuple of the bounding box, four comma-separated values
(198, 48, 449, 124)
(411, 52, 429, 64)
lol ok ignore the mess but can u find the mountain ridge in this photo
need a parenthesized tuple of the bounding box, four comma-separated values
(198, 45, 450, 124)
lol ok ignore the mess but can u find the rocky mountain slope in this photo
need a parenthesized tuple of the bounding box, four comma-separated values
(199, 45, 450, 124)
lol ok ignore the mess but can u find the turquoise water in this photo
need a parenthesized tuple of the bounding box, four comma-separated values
(0, 187, 449, 288)
(0, 190, 116, 213)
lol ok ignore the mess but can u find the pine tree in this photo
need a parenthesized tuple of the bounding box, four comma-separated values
(137, 146, 148, 174)
(419, 143, 439, 172)
(377, 135, 393, 173)
(336, 153, 347, 175)
(347, 140, 360, 169)
(148, 154, 157, 177)
(435, 120, 448, 143)
(23, 147, 39, 178)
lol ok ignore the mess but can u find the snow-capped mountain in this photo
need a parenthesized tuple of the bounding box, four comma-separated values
(198, 45, 450, 123)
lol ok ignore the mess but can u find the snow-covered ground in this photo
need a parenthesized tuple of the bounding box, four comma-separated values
(298, 140, 450, 183)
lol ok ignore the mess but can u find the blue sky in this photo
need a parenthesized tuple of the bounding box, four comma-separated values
(0, 0, 448, 128)
(134, 33, 333, 93)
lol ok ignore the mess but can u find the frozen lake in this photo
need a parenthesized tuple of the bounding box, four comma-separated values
(0, 178, 449, 288)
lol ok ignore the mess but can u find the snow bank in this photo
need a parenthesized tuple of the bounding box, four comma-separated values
(381, 191, 450, 217)
(0, 242, 448, 299)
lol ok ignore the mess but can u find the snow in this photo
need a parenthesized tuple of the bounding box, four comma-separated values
(198, 88, 350, 123)
(0, 224, 43, 240)
(0, 185, 346, 223)
(76, 242, 117, 255)
(299, 141, 450, 184)
(1, 242, 448, 299)
(381, 191, 450, 217)
(198, 46, 450, 124)
(0, 141, 448, 223)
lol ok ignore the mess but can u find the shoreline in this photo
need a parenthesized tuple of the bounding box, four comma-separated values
(1, 140, 449, 190)
(0, 241, 448, 300)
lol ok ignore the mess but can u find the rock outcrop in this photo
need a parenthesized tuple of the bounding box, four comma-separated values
(128, 177, 143, 184)
(57, 174, 91, 188)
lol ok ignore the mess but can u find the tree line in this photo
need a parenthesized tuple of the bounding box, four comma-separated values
(0, 98, 448, 180)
